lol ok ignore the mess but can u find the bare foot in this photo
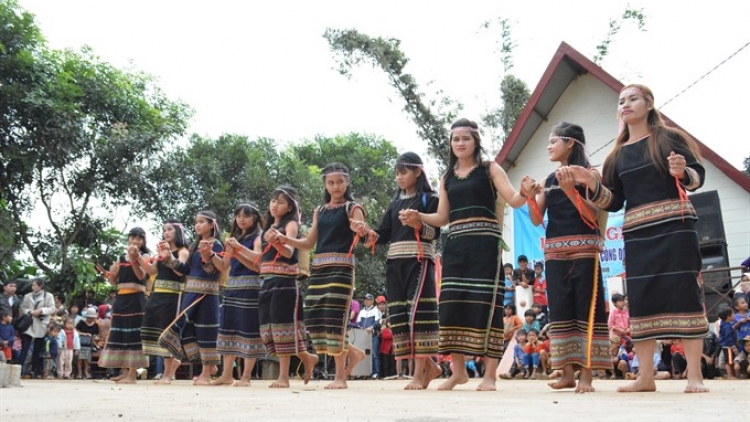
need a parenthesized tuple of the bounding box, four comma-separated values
(233, 379, 251, 387)
(421, 360, 443, 389)
(437, 371, 469, 390)
(302, 354, 319, 384)
(210, 376, 235, 386)
(684, 380, 709, 393)
(155, 377, 172, 385)
(404, 380, 425, 390)
(269, 379, 290, 388)
(617, 378, 656, 393)
(548, 379, 576, 390)
(476, 379, 497, 391)
(324, 379, 348, 389)
(193, 375, 212, 386)
(115, 377, 137, 384)
(575, 370, 595, 394)
(344, 349, 365, 378)
(548, 370, 562, 380)
(111, 373, 127, 382)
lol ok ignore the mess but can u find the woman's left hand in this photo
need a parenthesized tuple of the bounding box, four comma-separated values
(556, 166, 576, 192)
(667, 151, 687, 178)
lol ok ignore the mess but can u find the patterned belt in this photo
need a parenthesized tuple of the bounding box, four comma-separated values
(448, 219, 502, 237)
(117, 283, 145, 294)
(184, 277, 220, 295)
(312, 252, 355, 268)
(260, 262, 300, 277)
(225, 275, 262, 290)
(623, 198, 697, 233)
(152, 279, 183, 294)
(387, 241, 435, 260)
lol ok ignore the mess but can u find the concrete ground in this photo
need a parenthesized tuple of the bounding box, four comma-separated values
(2, 378, 748, 421)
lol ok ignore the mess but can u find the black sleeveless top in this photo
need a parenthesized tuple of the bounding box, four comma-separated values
(544, 172, 598, 239)
(315, 203, 358, 254)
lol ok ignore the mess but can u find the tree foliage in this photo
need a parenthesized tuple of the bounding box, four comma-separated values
(0, 0, 192, 295)
(593, 5, 647, 65)
(744, 156, 750, 178)
(323, 28, 462, 169)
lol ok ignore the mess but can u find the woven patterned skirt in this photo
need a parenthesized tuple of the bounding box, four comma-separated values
(624, 220, 709, 340)
(303, 253, 355, 356)
(545, 253, 610, 370)
(217, 275, 266, 359)
(141, 286, 181, 357)
(98, 292, 149, 369)
(439, 230, 505, 358)
(386, 257, 439, 359)
(159, 278, 221, 365)
(258, 274, 306, 357)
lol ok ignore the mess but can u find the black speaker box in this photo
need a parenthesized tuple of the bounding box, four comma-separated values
(700, 242, 732, 322)
(689, 190, 726, 245)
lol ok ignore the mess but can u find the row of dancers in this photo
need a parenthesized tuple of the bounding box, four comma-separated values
(98, 83, 710, 393)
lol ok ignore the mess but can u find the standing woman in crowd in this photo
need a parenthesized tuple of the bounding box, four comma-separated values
(140, 219, 189, 384)
(569, 84, 709, 393)
(160, 211, 228, 385)
(211, 203, 267, 386)
(402, 118, 529, 391)
(368, 152, 442, 390)
(272, 166, 367, 390)
(19, 278, 55, 378)
(522, 122, 610, 393)
(98, 227, 151, 384)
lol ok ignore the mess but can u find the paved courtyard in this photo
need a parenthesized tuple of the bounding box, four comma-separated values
(2, 378, 748, 421)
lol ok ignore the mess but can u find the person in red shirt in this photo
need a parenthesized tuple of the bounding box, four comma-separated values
(532, 262, 548, 315)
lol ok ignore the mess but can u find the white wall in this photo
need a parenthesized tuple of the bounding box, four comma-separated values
(503, 74, 750, 269)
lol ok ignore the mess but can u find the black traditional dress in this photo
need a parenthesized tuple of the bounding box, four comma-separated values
(98, 255, 150, 369)
(303, 202, 362, 355)
(591, 134, 708, 340)
(141, 250, 184, 357)
(258, 226, 307, 356)
(159, 241, 223, 365)
(440, 164, 505, 358)
(218, 233, 266, 359)
(543, 172, 610, 370)
(375, 192, 440, 359)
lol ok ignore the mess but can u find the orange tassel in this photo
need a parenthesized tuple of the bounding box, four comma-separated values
(675, 176, 690, 221)
(527, 198, 546, 229)
(414, 226, 424, 262)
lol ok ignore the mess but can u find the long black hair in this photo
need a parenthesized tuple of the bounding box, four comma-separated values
(231, 202, 263, 242)
(393, 151, 435, 200)
(550, 122, 590, 168)
(127, 227, 151, 254)
(444, 118, 486, 187)
(264, 186, 300, 235)
(321, 162, 355, 203)
(164, 219, 188, 249)
(190, 210, 222, 256)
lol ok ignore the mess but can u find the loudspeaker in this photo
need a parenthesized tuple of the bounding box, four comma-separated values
(689, 190, 726, 245)
(347, 327, 372, 377)
(700, 242, 732, 322)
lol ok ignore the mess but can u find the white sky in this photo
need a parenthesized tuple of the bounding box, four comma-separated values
(15, 0, 750, 239)
(18, 0, 749, 168)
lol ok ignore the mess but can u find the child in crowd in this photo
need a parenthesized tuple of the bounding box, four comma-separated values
(499, 329, 528, 380)
(733, 336, 750, 378)
(718, 307, 739, 379)
(608, 293, 630, 349)
(532, 303, 548, 328)
(523, 329, 546, 379)
(612, 338, 632, 379)
(0, 311, 13, 362)
(379, 320, 396, 379)
(42, 324, 60, 379)
(629, 343, 671, 380)
(670, 339, 688, 379)
(502, 305, 523, 350)
(503, 263, 515, 307)
(732, 297, 750, 340)
(56, 317, 80, 379)
(513, 255, 535, 288)
(76, 307, 100, 379)
(522, 309, 540, 333)
(532, 262, 547, 315)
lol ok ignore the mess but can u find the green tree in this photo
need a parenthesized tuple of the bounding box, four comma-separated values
(324, 28, 462, 169)
(0, 0, 192, 295)
(593, 5, 647, 65)
(744, 156, 750, 177)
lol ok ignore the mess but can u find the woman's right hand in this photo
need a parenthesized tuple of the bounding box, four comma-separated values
(567, 166, 596, 188)
(158, 241, 170, 259)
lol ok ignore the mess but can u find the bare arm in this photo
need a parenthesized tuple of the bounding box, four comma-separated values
(491, 162, 527, 208)
(524, 176, 548, 227)
(415, 182, 450, 228)
(280, 209, 319, 252)
(228, 235, 263, 272)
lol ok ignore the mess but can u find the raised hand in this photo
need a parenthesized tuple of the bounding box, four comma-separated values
(399, 209, 420, 228)
(349, 219, 368, 235)
(667, 151, 687, 178)
(556, 166, 576, 192)
(567, 165, 596, 186)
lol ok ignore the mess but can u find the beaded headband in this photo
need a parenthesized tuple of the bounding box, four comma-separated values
(235, 203, 260, 214)
(197, 212, 220, 238)
(322, 171, 350, 179)
(549, 136, 591, 167)
(620, 87, 653, 102)
(273, 188, 302, 224)
(451, 126, 479, 134)
(395, 161, 433, 190)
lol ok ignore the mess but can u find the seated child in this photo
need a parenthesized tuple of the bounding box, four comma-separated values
(523, 329, 546, 379)
(733, 335, 750, 379)
(499, 329, 527, 380)
(532, 303, 548, 329)
(0, 311, 13, 362)
(522, 309, 541, 333)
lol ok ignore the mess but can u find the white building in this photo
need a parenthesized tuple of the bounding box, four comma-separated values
(495, 42, 750, 270)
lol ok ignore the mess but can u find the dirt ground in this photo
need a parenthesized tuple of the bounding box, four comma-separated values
(2, 378, 748, 421)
